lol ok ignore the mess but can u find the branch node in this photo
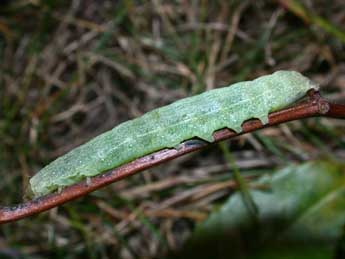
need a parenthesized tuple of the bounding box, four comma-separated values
(318, 100, 330, 114)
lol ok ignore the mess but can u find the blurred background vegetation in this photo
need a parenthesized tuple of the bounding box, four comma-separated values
(1, 0, 345, 258)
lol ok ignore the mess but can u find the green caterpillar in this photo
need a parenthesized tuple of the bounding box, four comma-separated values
(30, 71, 318, 197)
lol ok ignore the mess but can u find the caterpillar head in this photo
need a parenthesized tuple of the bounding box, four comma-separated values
(266, 70, 319, 111)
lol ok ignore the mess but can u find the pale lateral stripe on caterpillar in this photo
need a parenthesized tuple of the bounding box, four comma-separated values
(29, 70, 318, 197)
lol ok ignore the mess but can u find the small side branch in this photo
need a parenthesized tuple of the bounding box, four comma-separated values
(0, 91, 344, 224)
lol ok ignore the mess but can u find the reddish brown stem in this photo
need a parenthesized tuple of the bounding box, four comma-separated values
(0, 91, 344, 224)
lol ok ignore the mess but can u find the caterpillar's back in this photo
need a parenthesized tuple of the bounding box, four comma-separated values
(30, 71, 317, 197)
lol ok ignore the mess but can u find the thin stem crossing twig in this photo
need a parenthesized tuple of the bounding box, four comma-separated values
(219, 142, 259, 218)
(0, 90, 344, 224)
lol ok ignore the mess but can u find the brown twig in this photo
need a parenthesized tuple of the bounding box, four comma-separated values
(0, 90, 344, 224)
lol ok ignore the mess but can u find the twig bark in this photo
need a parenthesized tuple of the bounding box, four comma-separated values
(0, 90, 344, 224)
